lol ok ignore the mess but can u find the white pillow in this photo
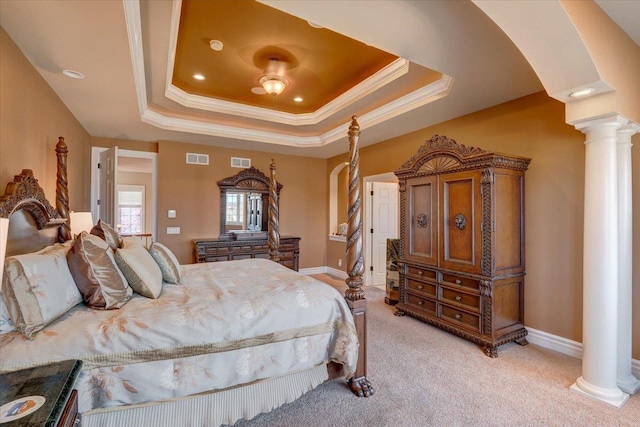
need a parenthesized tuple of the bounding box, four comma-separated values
(148, 242, 182, 284)
(2, 243, 82, 339)
(115, 240, 163, 299)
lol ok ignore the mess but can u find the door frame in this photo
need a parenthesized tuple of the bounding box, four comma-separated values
(91, 147, 158, 241)
(363, 172, 399, 287)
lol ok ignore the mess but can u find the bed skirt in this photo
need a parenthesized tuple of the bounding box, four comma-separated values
(81, 363, 329, 427)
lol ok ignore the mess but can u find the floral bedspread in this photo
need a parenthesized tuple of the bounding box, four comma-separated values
(0, 259, 358, 412)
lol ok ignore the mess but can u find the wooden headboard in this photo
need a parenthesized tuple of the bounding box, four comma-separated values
(0, 137, 70, 256)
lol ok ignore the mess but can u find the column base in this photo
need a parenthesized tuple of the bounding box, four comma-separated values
(617, 374, 640, 395)
(571, 377, 630, 408)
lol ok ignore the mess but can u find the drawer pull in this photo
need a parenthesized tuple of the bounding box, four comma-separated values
(418, 285, 423, 290)
(455, 313, 462, 319)
(455, 295, 462, 301)
(455, 279, 461, 285)
(418, 301, 424, 306)
(418, 270, 423, 276)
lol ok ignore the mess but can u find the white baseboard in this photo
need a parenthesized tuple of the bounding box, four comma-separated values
(526, 326, 640, 378)
(299, 266, 349, 279)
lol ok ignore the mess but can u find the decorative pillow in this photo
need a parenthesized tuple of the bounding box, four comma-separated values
(115, 240, 163, 299)
(148, 242, 182, 284)
(2, 244, 83, 339)
(67, 232, 132, 309)
(90, 219, 122, 251)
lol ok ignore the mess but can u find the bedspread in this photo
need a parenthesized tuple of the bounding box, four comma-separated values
(0, 259, 358, 412)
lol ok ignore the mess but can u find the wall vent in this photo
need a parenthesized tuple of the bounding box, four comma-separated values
(231, 157, 251, 168)
(186, 153, 209, 165)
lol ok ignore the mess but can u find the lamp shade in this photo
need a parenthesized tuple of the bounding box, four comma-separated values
(0, 217, 9, 285)
(69, 212, 94, 236)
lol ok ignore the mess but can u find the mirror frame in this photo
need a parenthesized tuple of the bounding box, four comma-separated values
(217, 166, 282, 240)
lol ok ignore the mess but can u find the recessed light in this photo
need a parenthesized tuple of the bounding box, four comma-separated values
(293, 97, 303, 102)
(193, 74, 205, 81)
(251, 87, 267, 95)
(569, 88, 595, 98)
(209, 40, 224, 51)
(307, 21, 323, 29)
(62, 69, 84, 79)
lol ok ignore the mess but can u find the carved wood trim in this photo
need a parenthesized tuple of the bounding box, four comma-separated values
(0, 169, 66, 229)
(268, 159, 280, 261)
(56, 137, 71, 242)
(394, 134, 530, 179)
(480, 169, 492, 276)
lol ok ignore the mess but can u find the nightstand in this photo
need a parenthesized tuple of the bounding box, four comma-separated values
(0, 359, 82, 426)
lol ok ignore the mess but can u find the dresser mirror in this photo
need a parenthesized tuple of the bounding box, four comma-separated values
(217, 167, 282, 240)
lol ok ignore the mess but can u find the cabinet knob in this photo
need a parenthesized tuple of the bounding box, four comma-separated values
(455, 313, 462, 319)
(418, 285, 423, 290)
(418, 270, 423, 275)
(455, 279, 461, 285)
(418, 301, 423, 306)
(455, 295, 462, 301)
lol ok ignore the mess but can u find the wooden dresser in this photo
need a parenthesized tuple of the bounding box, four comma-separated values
(394, 135, 531, 357)
(193, 236, 300, 271)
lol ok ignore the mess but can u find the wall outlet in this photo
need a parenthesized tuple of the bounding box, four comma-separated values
(338, 259, 342, 267)
(166, 226, 180, 235)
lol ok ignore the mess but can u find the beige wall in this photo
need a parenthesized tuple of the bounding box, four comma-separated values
(118, 171, 153, 234)
(0, 27, 90, 210)
(328, 91, 640, 359)
(155, 140, 328, 267)
(92, 137, 158, 153)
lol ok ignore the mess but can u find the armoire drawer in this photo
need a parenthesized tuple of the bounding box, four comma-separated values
(406, 266, 437, 281)
(406, 293, 437, 315)
(407, 278, 436, 297)
(440, 287, 480, 312)
(440, 304, 481, 333)
(441, 273, 480, 292)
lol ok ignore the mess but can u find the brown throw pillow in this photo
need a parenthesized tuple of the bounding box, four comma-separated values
(67, 232, 132, 309)
(90, 219, 123, 251)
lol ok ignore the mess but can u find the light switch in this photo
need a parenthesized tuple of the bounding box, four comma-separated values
(168, 210, 176, 218)
(166, 227, 180, 235)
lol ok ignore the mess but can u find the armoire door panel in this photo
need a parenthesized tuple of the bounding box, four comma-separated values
(405, 176, 437, 265)
(494, 171, 525, 273)
(440, 171, 482, 274)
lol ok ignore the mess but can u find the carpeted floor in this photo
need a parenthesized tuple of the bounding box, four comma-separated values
(233, 274, 640, 427)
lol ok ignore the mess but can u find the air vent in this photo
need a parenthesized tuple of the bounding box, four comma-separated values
(186, 153, 209, 165)
(231, 157, 251, 168)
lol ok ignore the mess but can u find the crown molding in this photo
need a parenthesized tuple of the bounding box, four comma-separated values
(124, 0, 453, 148)
(165, 59, 410, 126)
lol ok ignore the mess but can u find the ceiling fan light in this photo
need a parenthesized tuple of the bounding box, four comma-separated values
(259, 75, 289, 96)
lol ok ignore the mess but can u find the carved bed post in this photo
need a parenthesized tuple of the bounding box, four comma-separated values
(345, 116, 374, 397)
(268, 159, 280, 261)
(55, 137, 71, 242)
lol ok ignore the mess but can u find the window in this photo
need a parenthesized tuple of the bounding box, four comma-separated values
(226, 192, 245, 225)
(117, 185, 145, 234)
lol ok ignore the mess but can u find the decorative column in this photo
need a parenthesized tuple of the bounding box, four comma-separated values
(570, 115, 629, 407)
(268, 159, 280, 262)
(616, 123, 640, 394)
(55, 137, 71, 242)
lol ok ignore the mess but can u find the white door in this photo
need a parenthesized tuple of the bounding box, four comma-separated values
(99, 147, 118, 226)
(371, 182, 399, 286)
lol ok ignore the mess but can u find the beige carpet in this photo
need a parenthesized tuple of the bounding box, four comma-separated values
(233, 274, 640, 426)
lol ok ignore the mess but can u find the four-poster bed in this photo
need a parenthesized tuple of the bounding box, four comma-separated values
(0, 117, 372, 426)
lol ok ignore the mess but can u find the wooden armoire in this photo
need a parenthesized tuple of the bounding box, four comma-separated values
(394, 135, 531, 357)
